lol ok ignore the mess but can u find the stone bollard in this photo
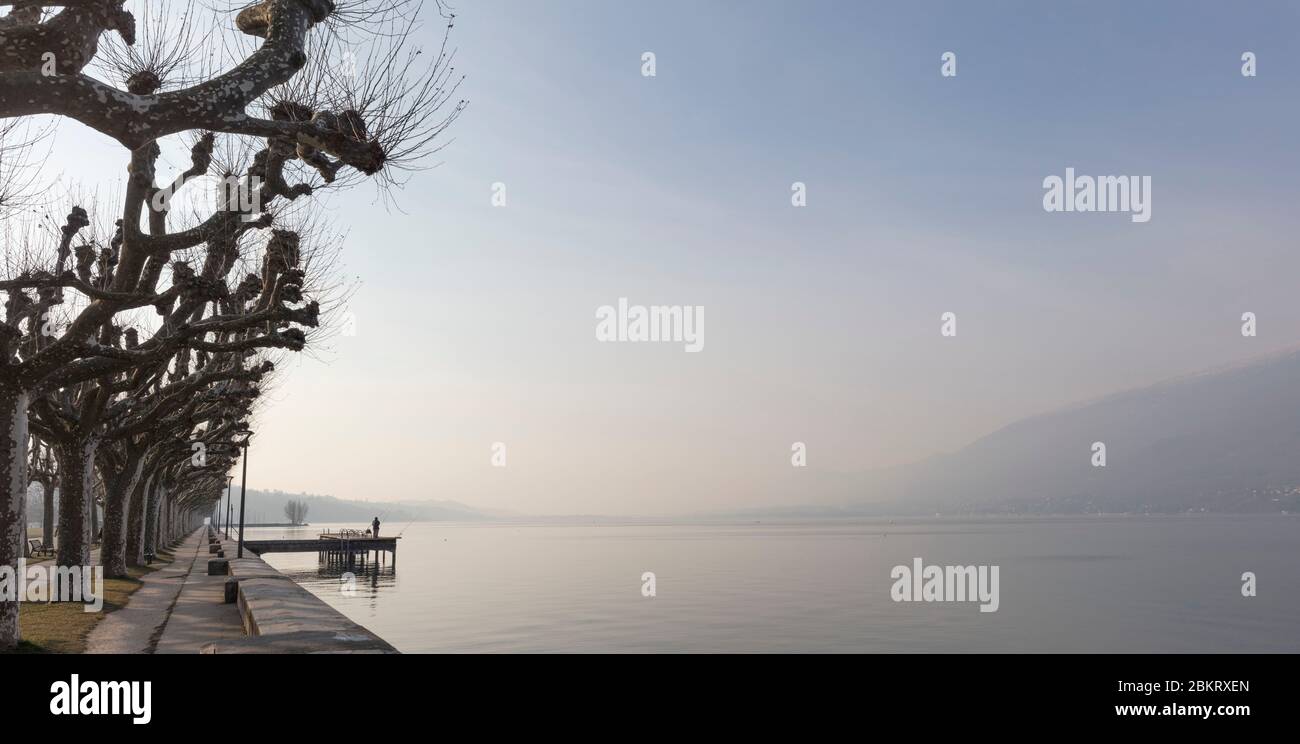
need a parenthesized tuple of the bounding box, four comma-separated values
(223, 578, 239, 604)
(207, 558, 229, 576)
(209, 544, 221, 554)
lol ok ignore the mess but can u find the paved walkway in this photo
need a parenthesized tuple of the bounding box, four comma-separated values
(86, 528, 246, 654)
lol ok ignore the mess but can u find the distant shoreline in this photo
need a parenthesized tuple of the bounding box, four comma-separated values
(247, 513, 1299, 532)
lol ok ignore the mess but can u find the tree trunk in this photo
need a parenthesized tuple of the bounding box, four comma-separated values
(89, 490, 99, 543)
(0, 388, 30, 651)
(126, 475, 147, 567)
(159, 495, 170, 547)
(55, 436, 98, 567)
(40, 477, 54, 550)
(143, 480, 161, 557)
(102, 494, 125, 577)
(100, 456, 144, 578)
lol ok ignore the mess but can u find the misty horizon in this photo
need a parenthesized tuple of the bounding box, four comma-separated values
(200, 342, 1300, 518)
(13, 0, 1300, 518)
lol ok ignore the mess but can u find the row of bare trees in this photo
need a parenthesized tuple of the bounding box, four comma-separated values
(0, 0, 462, 649)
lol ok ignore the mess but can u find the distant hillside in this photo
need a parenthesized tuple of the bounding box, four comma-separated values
(220, 488, 492, 525)
(856, 348, 1300, 514)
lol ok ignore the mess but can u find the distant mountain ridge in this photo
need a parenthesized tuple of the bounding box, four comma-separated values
(855, 346, 1300, 514)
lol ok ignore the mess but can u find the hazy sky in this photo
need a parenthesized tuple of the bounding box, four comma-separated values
(29, 1, 1300, 515)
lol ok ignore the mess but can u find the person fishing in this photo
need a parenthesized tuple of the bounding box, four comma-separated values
(372, 516, 381, 538)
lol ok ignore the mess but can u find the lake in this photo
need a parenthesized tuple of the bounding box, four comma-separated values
(244, 516, 1300, 652)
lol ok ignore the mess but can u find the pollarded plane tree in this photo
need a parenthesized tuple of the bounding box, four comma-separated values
(28, 337, 276, 572)
(93, 250, 314, 577)
(108, 388, 256, 564)
(127, 388, 265, 554)
(25, 195, 327, 572)
(100, 380, 260, 567)
(96, 166, 360, 571)
(0, 0, 464, 649)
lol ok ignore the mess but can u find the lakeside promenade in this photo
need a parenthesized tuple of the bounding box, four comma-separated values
(86, 528, 397, 654)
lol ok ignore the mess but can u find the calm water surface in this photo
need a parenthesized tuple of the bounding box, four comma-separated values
(244, 516, 1300, 652)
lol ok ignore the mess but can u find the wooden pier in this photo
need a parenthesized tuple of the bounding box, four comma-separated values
(242, 530, 398, 569)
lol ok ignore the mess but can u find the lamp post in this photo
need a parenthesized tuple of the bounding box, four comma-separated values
(235, 429, 253, 558)
(223, 475, 233, 540)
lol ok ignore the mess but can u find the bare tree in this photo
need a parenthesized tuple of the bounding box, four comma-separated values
(0, 0, 463, 649)
(283, 497, 307, 525)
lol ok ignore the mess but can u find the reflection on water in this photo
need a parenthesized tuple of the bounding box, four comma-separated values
(244, 517, 1300, 653)
(274, 563, 399, 597)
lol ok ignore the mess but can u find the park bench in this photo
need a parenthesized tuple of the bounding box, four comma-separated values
(28, 538, 55, 558)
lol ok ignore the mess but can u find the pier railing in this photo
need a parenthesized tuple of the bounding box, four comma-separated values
(320, 528, 372, 539)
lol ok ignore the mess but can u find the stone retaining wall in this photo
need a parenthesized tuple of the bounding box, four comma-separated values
(200, 527, 398, 654)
